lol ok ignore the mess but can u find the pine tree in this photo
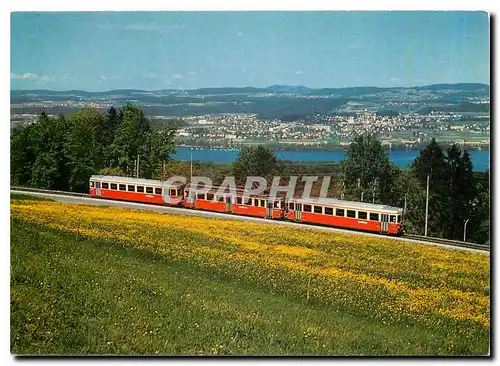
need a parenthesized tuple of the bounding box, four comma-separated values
(411, 138, 448, 237)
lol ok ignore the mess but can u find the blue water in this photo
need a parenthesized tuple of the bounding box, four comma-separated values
(173, 146, 490, 172)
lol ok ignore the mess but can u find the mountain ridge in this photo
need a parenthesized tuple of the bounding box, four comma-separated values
(10, 83, 489, 96)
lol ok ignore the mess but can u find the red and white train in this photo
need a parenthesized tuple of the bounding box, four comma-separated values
(89, 175, 403, 235)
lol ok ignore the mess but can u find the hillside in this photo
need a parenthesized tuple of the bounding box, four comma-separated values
(11, 195, 490, 355)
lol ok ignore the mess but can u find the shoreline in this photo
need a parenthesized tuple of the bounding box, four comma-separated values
(175, 143, 490, 153)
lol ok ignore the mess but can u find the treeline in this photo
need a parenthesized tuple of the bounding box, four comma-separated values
(232, 137, 490, 244)
(344, 135, 489, 244)
(11, 104, 177, 192)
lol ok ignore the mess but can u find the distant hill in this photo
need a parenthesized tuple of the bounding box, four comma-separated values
(414, 83, 489, 91)
(265, 85, 311, 94)
(184, 87, 263, 95)
(11, 83, 490, 120)
(11, 83, 489, 97)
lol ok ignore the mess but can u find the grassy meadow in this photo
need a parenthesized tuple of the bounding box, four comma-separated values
(10, 195, 490, 355)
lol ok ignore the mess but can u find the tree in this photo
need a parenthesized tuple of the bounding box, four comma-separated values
(443, 145, 477, 239)
(412, 138, 447, 190)
(11, 112, 69, 190)
(109, 104, 152, 177)
(63, 109, 104, 192)
(233, 146, 279, 185)
(411, 138, 449, 237)
(148, 122, 177, 180)
(390, 170, 427, 234)
(10, 104, 177, 193)
(11, 125, 36, 186)
(340, 134, 394, 203)
(469, 170, 490, 244)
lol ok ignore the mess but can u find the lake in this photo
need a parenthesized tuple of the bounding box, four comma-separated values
(173, 146, 490, 172)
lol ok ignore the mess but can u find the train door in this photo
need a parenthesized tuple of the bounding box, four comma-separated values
(95, 181, 102, 197)
(187, 189, 196, 207)
(295, 203, 302, 221)
(381, 214, 389, 233)
(163, 186, 171, 205)
(266, 201, 273, 219)
(225, 196, 232, 213)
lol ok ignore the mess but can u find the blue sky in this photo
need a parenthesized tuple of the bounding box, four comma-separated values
(10, 11, 489, 91)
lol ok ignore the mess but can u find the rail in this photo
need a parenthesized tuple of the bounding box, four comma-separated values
(11, 186, 90, 198)
(11, 186, 490, 252)
(404, 234, 490, 252)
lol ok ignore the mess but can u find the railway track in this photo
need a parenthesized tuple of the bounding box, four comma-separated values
(11, 186, 490, 253)
(404, 234, 490, 252)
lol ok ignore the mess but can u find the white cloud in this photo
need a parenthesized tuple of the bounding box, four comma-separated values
(295, 70, 303, 75)
(237, 32, 243, 36)
(389, 77, 402, 83)
(172, 73, 184, 79)
(10, 73, 54, 83)
(99, 74, 117, 81)
(188, 71, 198, 77)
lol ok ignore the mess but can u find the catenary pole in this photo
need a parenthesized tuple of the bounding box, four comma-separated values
(424, 174, 430, 236)
(464, 218, 470, 242)
(190, 147, 193, 183)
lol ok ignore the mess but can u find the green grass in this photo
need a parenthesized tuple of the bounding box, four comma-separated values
(10, 217, 488, 355)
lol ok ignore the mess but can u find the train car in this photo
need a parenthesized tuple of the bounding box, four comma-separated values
(89, 175, 184, 206)
(286, 197, 403, 235)
(88, 175, 403, 235)
(183, 186, 284, 219)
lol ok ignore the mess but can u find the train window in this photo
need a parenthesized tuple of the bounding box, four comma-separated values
(347, 210, 356, 218)
(206, 193, 214, 201)
(128, 185, 135, 192)
(184, 190, 189, 197)
(335, 208, 344, 217)
(218, 196, 225, 202)
(145, 187, 153, 194)
(253, 198, 258, 206)
(236, 197, 242, 204)
(397, 215, 401, 223)
(137, 186, 144, 193)
(110, 183, 117, 190)
(325, 207, 334, 215)
(155, 188, 162, 195)
(313, 206, 323, 214)
(102, 182, 109, 189)
(274, 201, 280, 208)
(197, 193, 205, 200)
(90, 181, 95, 188)
(260, 200, 265, 207)
(119, 184, 126, 191)
(369, 212, 379, 221)
(390, 215, 397, 223)
(358, 211, 367, 220)
(303, 205, 312, 212)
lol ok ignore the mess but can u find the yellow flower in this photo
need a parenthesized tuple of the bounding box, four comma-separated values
(11, 199, 490, 329)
